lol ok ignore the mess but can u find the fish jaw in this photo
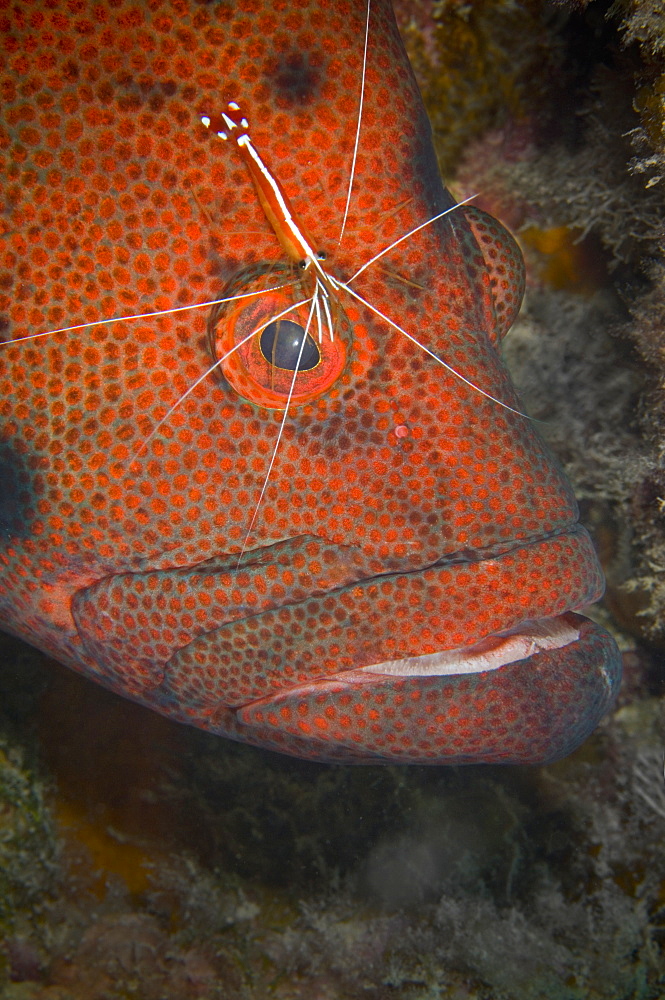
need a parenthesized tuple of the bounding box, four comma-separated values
(72, 520, 618, 765)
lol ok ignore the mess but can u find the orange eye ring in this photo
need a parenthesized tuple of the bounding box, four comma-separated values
(208, 266, 350, 410)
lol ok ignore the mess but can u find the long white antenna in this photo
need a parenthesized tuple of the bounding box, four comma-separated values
(1, 284, 295, 345)
(338, 0, 371, 246)
(130, 296, 312, 463)
(236, 296, 318, 565)
(348, 195, 477, 284)
(341, 282, 530, 418)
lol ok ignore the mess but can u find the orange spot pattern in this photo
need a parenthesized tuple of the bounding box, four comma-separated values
(0, 0, 619, 763)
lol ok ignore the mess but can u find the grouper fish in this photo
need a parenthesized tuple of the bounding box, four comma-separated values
(0, 0, 621, 763)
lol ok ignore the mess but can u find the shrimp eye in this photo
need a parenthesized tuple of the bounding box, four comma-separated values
(260, 319, 320, 372)
(298, 259, 308, 270)
(317, 250, 327, 261)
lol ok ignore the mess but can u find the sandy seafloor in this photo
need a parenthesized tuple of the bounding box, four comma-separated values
(1, 1, 665, 997)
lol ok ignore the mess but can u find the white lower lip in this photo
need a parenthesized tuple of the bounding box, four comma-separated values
(359, 617, 581, 678)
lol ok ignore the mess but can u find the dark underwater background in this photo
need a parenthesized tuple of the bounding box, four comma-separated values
(1, 1, 664, 996)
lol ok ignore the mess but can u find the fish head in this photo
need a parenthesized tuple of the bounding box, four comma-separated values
(0, 0, 621, 763)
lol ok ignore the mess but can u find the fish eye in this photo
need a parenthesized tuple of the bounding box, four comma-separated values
(208, 263, 349, 408)
(260, 319, 320, 372)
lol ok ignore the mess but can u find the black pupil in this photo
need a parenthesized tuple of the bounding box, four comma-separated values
(260, 320, 320, 372)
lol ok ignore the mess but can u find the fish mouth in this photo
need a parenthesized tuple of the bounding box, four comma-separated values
(233, 611, 622, 765)
(160, 521, 609, 709)
(215, 522, 621, 764)
(76, 520, 619, 765)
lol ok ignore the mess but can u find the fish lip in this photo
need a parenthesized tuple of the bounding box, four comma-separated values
(355, 612, 584, 680)
(159, 523, 607, 725)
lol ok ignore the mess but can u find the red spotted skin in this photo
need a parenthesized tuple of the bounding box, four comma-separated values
(0, 0, 620, 763)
